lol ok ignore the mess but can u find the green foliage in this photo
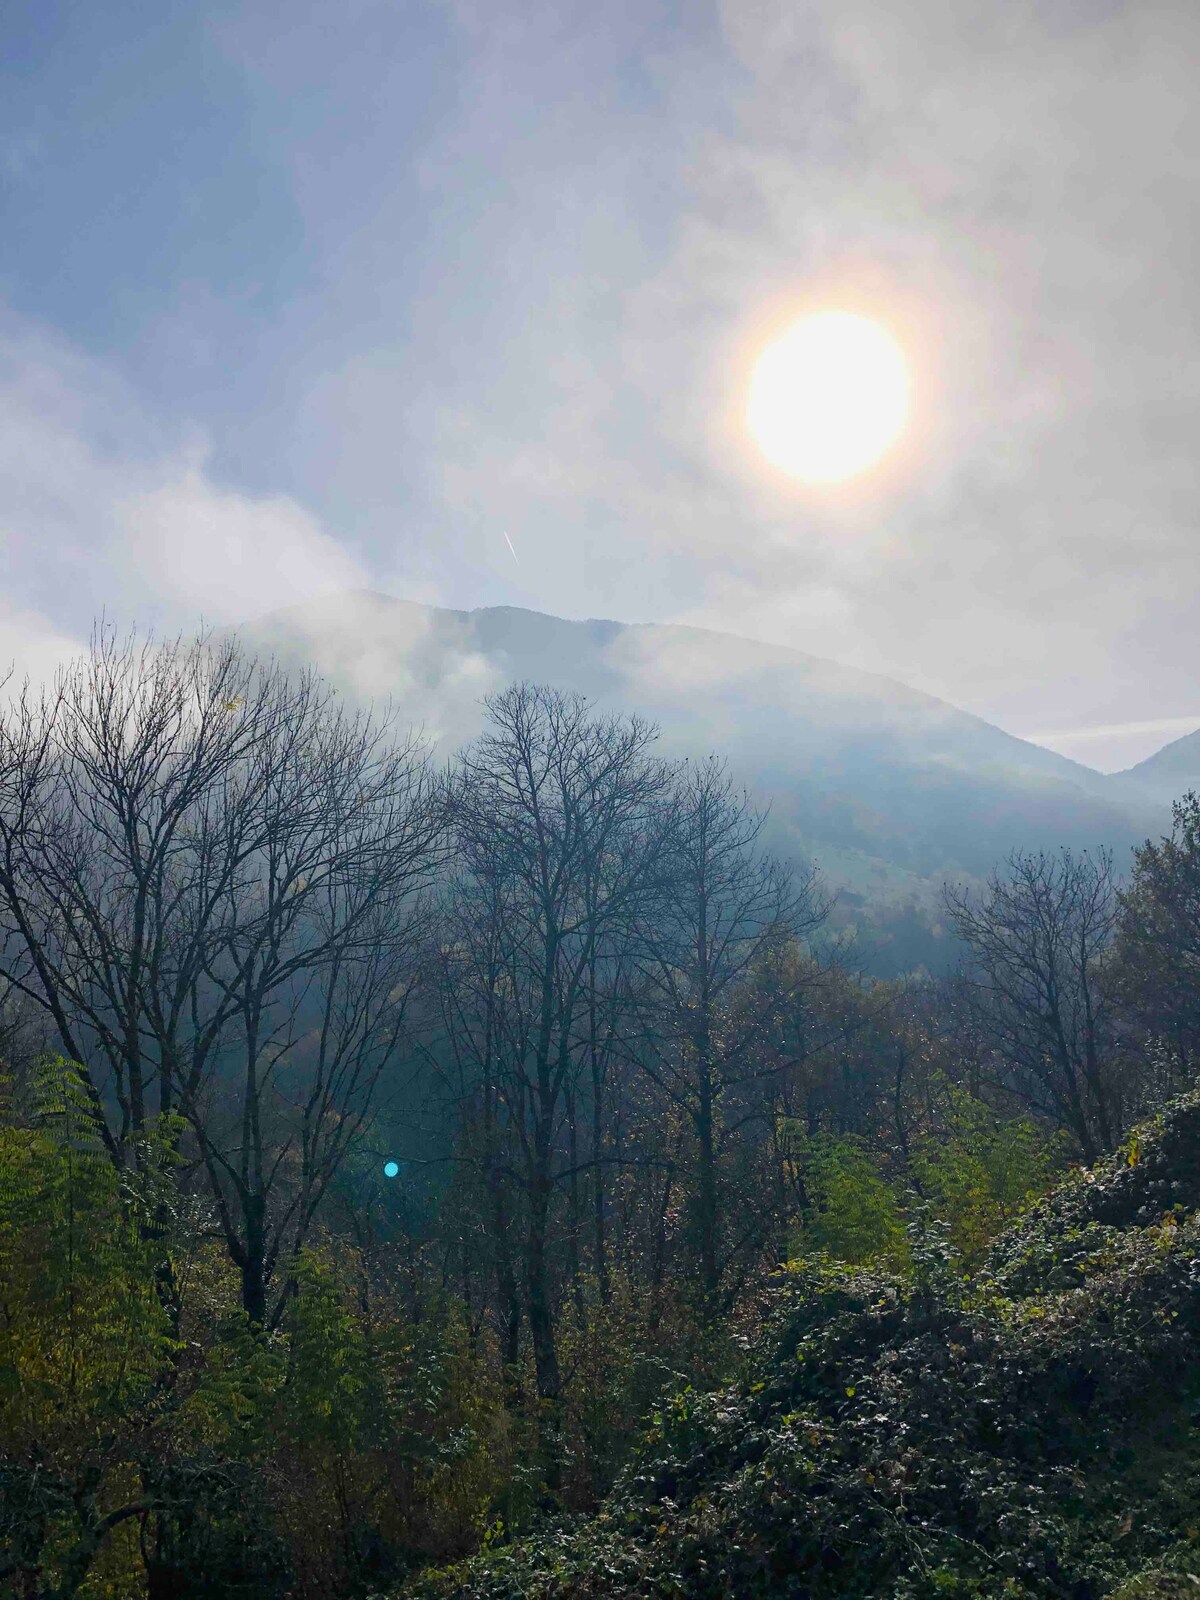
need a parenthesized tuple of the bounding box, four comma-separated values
(0, 1059, 1186, 1599)
(0, 1060, 176, 1595)
(785, 1088, 1063, 1277)
(911, 1084, 1064, 1266)
(0, 1060, 507, 1600)
(176, 1309, 286, 1454)
(554, 1274, 735, 1510)
(401, 1087, 1200, 1600)
(787, 1129, 910, 1267)
(0, 1059, 173, 1428)
(283, 1249, 373, 1449)
(267, 1247, 509, 1595)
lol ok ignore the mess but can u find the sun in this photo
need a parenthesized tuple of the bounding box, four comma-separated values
(746, 311, 910, 484)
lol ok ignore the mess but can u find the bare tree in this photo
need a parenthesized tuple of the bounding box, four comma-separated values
(946, 848, 1119, 1160)
(631, 756, 827, 1305)
(0, 627, 446, 1324)
(437, 684, 674, 1463)
(423, 861, 532, 1391)
(1113, 794, 1200, 1090)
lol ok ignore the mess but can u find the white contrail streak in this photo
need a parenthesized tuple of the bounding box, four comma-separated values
(1028, 714, 1200, 747)
(503, 531, 519, 565)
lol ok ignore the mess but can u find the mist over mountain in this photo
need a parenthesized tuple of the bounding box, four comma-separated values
(237, 590, 1165, 907)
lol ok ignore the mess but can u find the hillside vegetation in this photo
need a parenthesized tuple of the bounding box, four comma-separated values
(409, 1090, 1200, 1600)
(1, 627, 1197, 1599)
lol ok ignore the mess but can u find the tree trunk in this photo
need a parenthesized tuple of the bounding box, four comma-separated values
(525, 1159, 563, 1489)
(566, 1081, 586, 1331)
(240, 1195, 268, 1327)
(592, 1055, 610, 1307)
(526, 1170, 561, 1403)
(695, 1069, 720, 1301)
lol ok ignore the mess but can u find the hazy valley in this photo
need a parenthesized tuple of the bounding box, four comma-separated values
(240, 590, 1190, 947)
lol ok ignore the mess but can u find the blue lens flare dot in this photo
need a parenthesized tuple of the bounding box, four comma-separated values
(383, 1160, 400, 1179)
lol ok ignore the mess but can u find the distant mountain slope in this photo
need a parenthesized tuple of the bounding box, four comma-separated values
(236, 590, 1162, 899)
(1116, 726, 1200, 805)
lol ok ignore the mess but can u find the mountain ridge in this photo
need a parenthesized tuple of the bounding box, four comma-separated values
(1118, 725, 1200, 802)
(235, 590, 1168, 902)
(252, 589, 1112, 783)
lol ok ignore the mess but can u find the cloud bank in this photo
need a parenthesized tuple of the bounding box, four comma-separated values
(2, 0, 1198, 771)
(0, 308, 369, 675)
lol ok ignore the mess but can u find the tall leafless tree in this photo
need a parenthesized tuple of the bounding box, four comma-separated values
(630, 756, 827, 1306)
(946, 848, 1119, 1161)
(0, 627, 447, 1324)
(435, 684, 675, 1466)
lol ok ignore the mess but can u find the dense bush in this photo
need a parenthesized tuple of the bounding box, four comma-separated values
(0, 1061, 506, 1600)
(404, 1089, 1200, 1600)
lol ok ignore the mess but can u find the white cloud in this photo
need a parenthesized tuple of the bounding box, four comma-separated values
(121, 454, 365, 623)
(0, 305, 369, 674)
(234, 589, 503, 750)
(375, 0, 1200, 738)
(0, 601, 82, 695)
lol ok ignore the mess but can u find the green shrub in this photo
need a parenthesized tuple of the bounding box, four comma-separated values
(401, 1088, 1200, 1600)
(787, 1131, 910, 1268)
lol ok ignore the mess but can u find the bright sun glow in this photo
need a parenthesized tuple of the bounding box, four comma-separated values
(747, 312, 910, 483)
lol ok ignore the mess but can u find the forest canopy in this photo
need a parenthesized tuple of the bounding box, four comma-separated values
(1, 629, 1198, 1600)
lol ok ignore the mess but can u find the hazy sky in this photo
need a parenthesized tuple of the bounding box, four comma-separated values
(2, 0, 1198, 770)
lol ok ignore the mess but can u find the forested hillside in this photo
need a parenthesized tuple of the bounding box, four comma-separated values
(1, 630, 1198, 1599)
(238, 592, 1161, 908)
(411, 1086, 1200, 1600)
(1119, 729, 1200, 805)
